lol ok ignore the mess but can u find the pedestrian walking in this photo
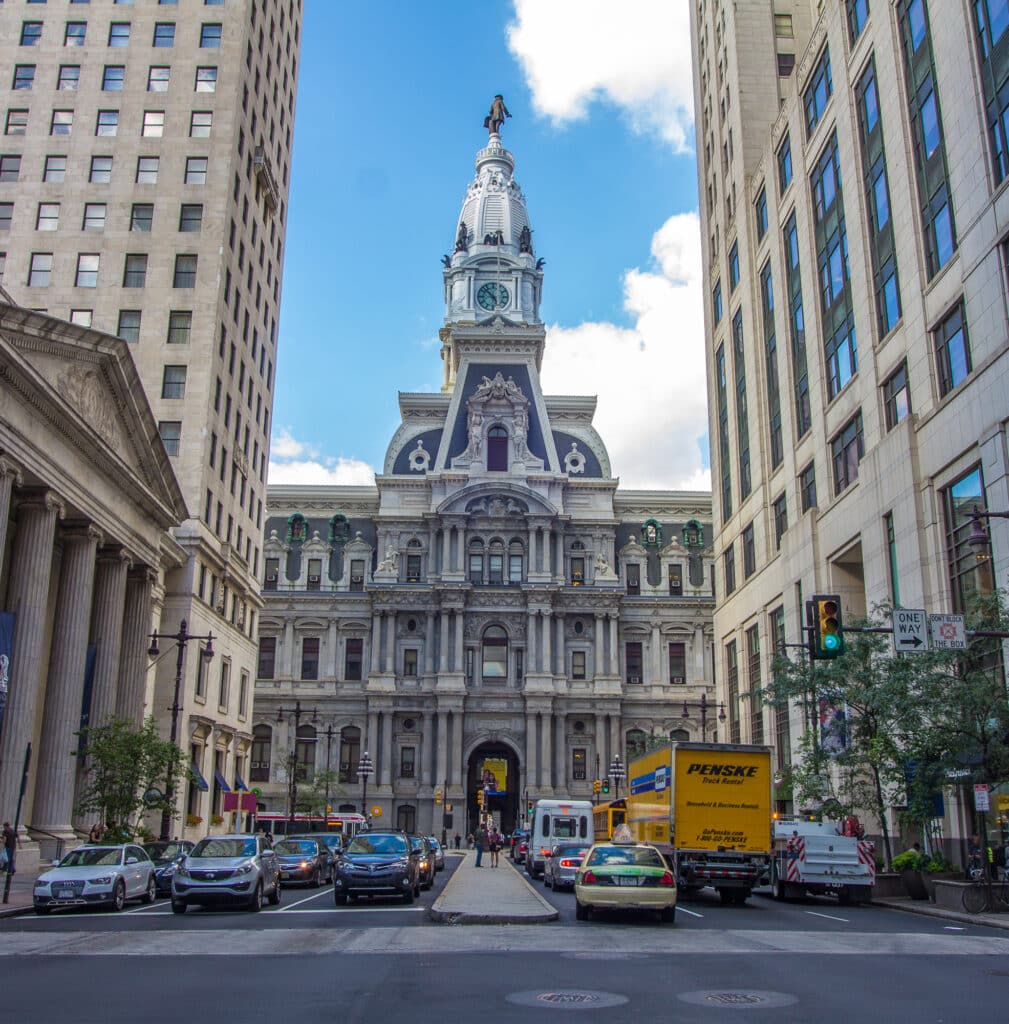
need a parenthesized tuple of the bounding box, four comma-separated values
(454, 833, 461, 850)
(489, 828, 502, 867)
(87, 822, 105, 844)
(474, 825, 486, 867)
(2, 821, 16, 872)
(441, 827, 447, 849)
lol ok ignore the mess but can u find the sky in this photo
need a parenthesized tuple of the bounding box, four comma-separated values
(269, 0, 708, 492)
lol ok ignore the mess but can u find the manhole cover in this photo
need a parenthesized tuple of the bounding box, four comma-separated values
(679, 990, 798, 1011)
(506, 989, 629, 1011)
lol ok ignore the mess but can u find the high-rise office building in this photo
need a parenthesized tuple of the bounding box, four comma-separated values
(0, 0, 302, 838)
(691, 0, 1009, 806)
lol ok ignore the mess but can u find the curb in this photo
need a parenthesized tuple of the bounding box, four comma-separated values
(872, 899, 1009, 931)
(427, 857, 558, 925)
(0, 905, 31, 919)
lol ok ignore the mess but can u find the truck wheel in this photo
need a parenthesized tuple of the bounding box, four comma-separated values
(773, 875, 786, 901)
(719, 890, 733, 905)
(837, 887, 852, 905)
(732, 890, 748, 905)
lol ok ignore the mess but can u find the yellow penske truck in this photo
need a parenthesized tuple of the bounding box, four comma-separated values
(626, 742, 773, 904)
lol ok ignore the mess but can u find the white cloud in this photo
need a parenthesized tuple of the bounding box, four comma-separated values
(268, 429, 376, 486)
(540, 212, 711, 491)
(507, 0, 694, 151)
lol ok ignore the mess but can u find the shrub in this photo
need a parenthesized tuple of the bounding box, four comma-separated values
(891, 849, 927, 871)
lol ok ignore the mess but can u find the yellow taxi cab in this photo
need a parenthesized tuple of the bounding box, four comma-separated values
(573, 824, 676, 923)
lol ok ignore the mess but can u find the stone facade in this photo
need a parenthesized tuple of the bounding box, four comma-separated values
(252, 128, 715, 836)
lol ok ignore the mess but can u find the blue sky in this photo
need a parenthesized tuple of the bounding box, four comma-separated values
(270, 1, 709, 491)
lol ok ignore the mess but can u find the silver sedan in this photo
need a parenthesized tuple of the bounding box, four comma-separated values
(33, 844, 156, 914)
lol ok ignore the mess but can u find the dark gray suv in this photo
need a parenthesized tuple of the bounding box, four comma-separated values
(334, 831, 419, 905)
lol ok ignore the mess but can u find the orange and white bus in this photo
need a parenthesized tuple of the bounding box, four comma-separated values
(253, 811, 367, 839)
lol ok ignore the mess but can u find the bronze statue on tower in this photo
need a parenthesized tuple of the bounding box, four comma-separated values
(483, 95, 511, 136)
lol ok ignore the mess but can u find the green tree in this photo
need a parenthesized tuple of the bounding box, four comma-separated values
(75, 716, 188, 842)
(299, 770, 342, 817)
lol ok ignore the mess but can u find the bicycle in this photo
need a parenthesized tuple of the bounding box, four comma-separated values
(961, 874, 1009, 914)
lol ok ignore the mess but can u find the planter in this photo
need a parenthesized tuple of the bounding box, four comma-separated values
(923, 871, 963, 903)
(871, 872, 904, 899)
(900, 869, 929, 900)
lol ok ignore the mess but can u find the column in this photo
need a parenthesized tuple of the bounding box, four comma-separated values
(594, 614, 604, 679)
(439, 610, 449, 672)
(542, 610, 552, 675)
(554, 612, 564, 677)
(451, 709, 464, 788)
(529, 528, 538, 575)
(283, 619, 295, 677)
(88, 548, 130, 728)
(595, 713, 607, 772)
(651, 623, 662, 684)
(435, 710, 448, 788)
(610, 715, 621, 768)
(383, 612, 395, 674)
(526, 611, 536, 675)
(525, 712, 538, 790)
(366, 709, 379, 766)
(554, 713, 566, 791)
(440, 527, 449, 578)
(456, 525, 467, 573)
(0, 491, 62, 823)
(454, 609, 464, 674)
(380, 711, 393, 786)
(0, 457, 22, 583)
(693, 623, 705, 682)
(541, 528, 550, 575)
(325, 620, 338, 679)
(424, 612, 435, 674)
(609, 615, 619, 676)
(32, 524, 102, 836)
(420, 710, 432, 787)
(115, 567, 155, 724)
(370, 613, 382, 673)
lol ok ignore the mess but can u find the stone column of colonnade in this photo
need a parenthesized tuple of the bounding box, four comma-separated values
(435, 710, 448, 790)
(115, 568, 156, 724)
(608, 615, 619, 675)
(86, 548, 131, 730)
(380, 712, 393, 786)
(0, 457, 22, 583)
(0, 491, 63, 829)
(525, 712, 538, 789)
(451, 709, 463, 788)
(420, 709, 433, 787)
(31, 524, 103, 839)
(594, 613, 604, 677)
(370, 613, 382, 674)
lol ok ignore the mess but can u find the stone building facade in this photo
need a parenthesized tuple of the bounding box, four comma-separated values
(252, 126, 715, 836)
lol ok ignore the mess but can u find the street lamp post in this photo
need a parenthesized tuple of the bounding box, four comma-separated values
(275, 700, 318, 833)
(322, 723, 336, 825)
(147, 618, 214, 842)
(608, 755, 626, 801)
(357, 750, 374, 822)
(681, 692, 728, 738)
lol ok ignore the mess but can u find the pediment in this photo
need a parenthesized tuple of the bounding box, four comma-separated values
(437, 481, 556, 517)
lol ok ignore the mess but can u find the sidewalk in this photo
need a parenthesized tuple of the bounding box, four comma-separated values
(872, 895, 1009, 931)
(0, 872, 35, 919)
(429, 849, 558, 924)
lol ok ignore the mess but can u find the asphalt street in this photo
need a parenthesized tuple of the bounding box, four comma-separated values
(3, 856, 1008, 1023)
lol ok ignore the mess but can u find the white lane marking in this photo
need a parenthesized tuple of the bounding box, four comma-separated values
(284, 906, 427, 914)
(944, 926, 965, 931)
(676, 906, 703, 919)
(277, 890, 334, 912)
(805, 910, 849, 923)
(124, 902, 170, 914)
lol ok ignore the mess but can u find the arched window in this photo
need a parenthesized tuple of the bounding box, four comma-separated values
(487, 425, 508, 471)
(468, 537, 484, 584)
(626, 728, 648, 761)
(295, 724, 317, 782)
(508, 538, 524, 583)
(670, 728, 690, 743)
(339, 726, 361, 783)
(250, 724, 272, 783)
(405, 537, 423, 583)
(482, 625, 508, 680)
(488, 537, 505, 584)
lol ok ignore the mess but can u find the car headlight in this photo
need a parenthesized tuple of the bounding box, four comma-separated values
(234, 861, 255, 875)
(175, 864, 190, 878)
(90, 876, 114, 886)
(300, 861, 310, 869)
(33, 880, 49, 891)
(338, 861, 351, 874)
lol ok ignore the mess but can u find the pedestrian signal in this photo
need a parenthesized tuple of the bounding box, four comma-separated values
(811, 594, 845, 660)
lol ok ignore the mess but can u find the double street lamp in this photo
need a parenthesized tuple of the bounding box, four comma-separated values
(681, 692, 727, 737)
(275, 700, 318, 833)
(357, 751, 374, 821)
(147, 618, 214, 842)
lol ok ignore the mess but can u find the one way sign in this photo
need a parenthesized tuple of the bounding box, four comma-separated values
(893, 608, 929, 653)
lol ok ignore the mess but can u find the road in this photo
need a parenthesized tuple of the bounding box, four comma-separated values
(4, 856, 1007, 1023)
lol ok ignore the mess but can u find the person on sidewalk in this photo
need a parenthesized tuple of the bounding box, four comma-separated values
(489, 828, 502, 867)
(474, 825, 486, 867)
(2, 821, 16, 872)
(454, 833, 461, 850)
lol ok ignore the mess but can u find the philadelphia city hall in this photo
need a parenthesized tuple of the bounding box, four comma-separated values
(250, 106, 715, 836)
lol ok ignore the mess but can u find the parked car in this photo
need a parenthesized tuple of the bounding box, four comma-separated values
(426, 836, 446, 872)
(171, 834, 281, 913)
(509, 830, 529, 860)
(574, 840, 677, 923)
(409, 835, 436, 890)
(289, 832, 344, 861)
(511, 834, 530, 865)
(334, 831, 419, 905)
(273, 838, 334, 887)
(543, 843, 590, 891)
(34, 844, 156, 914)
(142, 840, 194, 896)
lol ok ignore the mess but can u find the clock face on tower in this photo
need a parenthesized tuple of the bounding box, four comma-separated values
(477, 282, 510, 311)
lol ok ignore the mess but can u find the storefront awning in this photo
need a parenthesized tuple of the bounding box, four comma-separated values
(214, 770, 231, 793)
(190, 764, 209, 792)
(234, 773, 248, 792)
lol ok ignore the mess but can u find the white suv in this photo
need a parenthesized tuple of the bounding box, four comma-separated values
(171, 834, 280, 913)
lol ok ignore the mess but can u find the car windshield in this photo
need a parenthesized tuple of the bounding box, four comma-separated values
(347, 834, 408, 855)
(587, 846, 665, 868)
(59, 847, 122, 868)
(408, 836, 424, 851)
(555, 847, 588, 859)
(553, 817, 579, 838)
(427, 838, 442, 851)
(275, 840, 317, 856)
(143, 842, 186, 861)
(191, 838, 257, 859)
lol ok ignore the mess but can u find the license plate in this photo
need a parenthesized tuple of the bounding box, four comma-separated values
(616, 876, 639, 886)
(57, 889, 75, 900)
(281, 873, 291, 879)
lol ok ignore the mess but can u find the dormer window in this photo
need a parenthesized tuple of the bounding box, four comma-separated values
(626, 563, 640, 596)
(487, 425, 508, 471)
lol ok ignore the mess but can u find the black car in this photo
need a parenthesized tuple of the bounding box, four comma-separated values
(510, 830, 530, 863)
(273, 838, 334, 887)
(409, 835, 436, 891)
(334, 831, 420, 905)
(142, 840, 195, 896)
(289, 832, 344, 861)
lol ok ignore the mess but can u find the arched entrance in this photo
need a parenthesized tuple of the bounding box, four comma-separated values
(467, 741, 520, 835)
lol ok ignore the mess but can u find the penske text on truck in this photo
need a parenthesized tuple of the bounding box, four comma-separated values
(626, 742, 772, 904)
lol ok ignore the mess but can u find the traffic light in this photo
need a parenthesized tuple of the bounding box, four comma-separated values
(593, 779, 601, 795)
(526, 799, 534, 815)
(434, 788, 443, 806)
(477, 787, 485, 809)
(811, 594, 845, 659)
(601, 779, 610, 795)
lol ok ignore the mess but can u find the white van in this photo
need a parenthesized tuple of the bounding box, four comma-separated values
(526, 799, 594, 879)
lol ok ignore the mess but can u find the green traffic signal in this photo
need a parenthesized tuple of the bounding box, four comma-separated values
(601, 780, 610, 795)
(811, 594, 845, 660)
